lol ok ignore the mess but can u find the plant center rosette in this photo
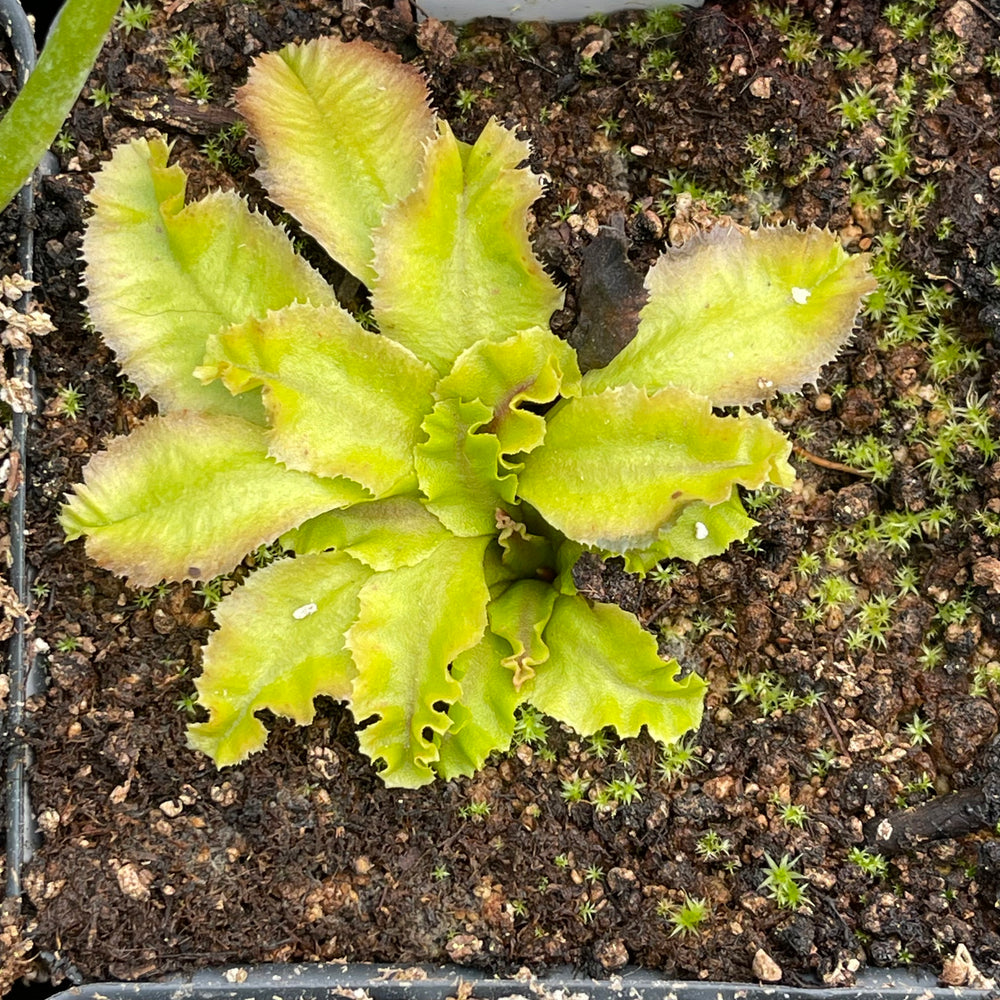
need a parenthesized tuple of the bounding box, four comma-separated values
(60, 37, 875, 787)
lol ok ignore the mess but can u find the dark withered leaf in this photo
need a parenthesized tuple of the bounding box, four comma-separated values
(568, 218, 647, 374)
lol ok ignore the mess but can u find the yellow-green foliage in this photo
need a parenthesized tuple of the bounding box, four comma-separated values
(62, 38, 873, 787)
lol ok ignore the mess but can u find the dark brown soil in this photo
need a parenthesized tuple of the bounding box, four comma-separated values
(5, 0, 1000, 991)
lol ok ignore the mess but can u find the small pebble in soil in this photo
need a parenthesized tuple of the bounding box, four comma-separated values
(752, 948, 782, 982)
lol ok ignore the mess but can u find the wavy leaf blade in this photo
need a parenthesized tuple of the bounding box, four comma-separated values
(517, 386, 793, 557)
(618, 489, 758, 573)
(187, 551, 372, 766)
(347, 536, 491, 788)
(237, 37, 435, 284)
(373, 121, 564, 373)
(436, 631, 522, 780)
(435, 327, 582, 462)
(583, 226, 875, 406)
(526, 594, 705, 743)
(495, 511, 556, 580)
(83, 137, 335, 418)
(487, 579, 558, 689)
(284, 495, 452, 570)
(203, 302, 436, 495)
(415, 397, 517, 537)
(59, 412, 367, 585)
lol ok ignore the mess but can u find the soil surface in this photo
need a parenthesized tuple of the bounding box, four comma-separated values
(4, 0, 1000, 991)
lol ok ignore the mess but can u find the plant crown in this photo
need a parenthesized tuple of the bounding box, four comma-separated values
(61, 37, 874, 787)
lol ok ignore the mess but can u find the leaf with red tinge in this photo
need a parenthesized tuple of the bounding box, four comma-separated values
(373, 120, 564, 373)
(59, 411, 367, 586)
(83, 137, 334, 418)
(237, 37, 436, 285)
(583, 225, 876, 405)
(202, 302, 436, 497)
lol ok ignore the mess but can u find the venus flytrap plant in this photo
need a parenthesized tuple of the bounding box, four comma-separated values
(60, 37, 875, 789)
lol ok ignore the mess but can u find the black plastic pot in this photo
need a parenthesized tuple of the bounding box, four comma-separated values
(23, 962, 1000, 1000)
(0, 4, 996, 999)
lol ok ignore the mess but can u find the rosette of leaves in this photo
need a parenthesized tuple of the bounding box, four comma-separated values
(61, 37, 875, 788)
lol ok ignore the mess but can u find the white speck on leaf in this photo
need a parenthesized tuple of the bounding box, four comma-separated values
(791, 286, 811, 304)
(695, 522, 709, 540)
(293, 602, 318, 620)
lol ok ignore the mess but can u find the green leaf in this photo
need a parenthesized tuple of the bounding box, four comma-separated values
(526, 594, 705, 743)
(59, 411, 367, 586)
(0, 0, 123, 213)
(483, 538, 518, 595)
(553, 538, 585, 596)
(435, 327, 582, 463)
(436, 630, 522, 780)
(372, 120, 564, 373)
(201, 302, 436, 496)
(415, 397, 517, 537)
(617, 489, 758, 573)
(517, 385, 793, 558)
(237, 37, 436, 285)
(187, 551, 372, 767)
(495, 510, 556, 580)
(583, 226, 876, 406)
(283, 495, 452, 570)
(487, 579, 558, 689)
(346, 536, 491, 788)
(83, 137, 335, 418)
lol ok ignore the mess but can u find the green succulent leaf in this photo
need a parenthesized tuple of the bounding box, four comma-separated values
(487, 579, 558, 689)
(526, 594, 706, 742)
(517, 385, 793, 559)
(372, 120, 564, 373)
(583, 226, 876, 406)
(435, 327, 582, 463)
(59, 412, 367, 586)
(617, 489, 758, 573)
(83, 137, 334, 418)
(201, 302, 436, 496)
(187, 551, 372, 766)
(0, 0, 123, 213)
(283, 495, 452, 570)
(415, 397, 518, 537)
(347, 536, 491, 788)
(436, 630, 522, 780)
(237, 37, 436, 285)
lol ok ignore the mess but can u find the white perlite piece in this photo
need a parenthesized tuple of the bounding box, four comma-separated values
(292, 602, 318, 619)
(791, 286, 811, 304)
(695, 521, 709, 540)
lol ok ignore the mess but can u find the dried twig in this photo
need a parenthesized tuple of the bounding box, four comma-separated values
(793, 443, 873, 476)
